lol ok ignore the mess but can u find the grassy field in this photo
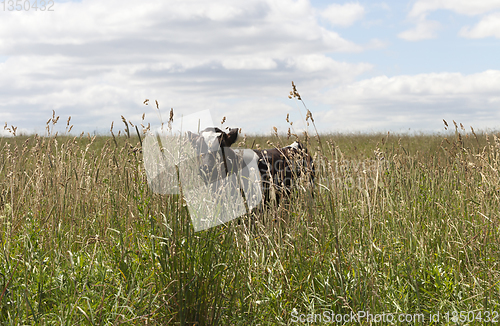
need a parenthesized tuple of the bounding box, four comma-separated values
(1, 117, 500, 325)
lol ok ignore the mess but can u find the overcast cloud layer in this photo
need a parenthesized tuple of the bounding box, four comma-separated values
(1, 0, 500, 136)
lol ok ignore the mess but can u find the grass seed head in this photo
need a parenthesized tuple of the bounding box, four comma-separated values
(306, 110, 314, 123)
(443, 119, 448, 130)
(290, 81, 302, 100)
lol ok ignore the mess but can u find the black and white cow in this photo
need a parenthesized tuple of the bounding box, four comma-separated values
(187, 127, 315, 206)
(187, 127, 241, 184)
(253, 139, 315, 204)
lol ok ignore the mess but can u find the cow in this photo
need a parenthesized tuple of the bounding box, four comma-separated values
(187, 127, 315, 207)
(253, 140, 315, 205)
(187, 127, 241, 184)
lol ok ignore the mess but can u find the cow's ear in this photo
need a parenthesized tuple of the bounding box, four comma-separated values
(224, 128, 239, 147)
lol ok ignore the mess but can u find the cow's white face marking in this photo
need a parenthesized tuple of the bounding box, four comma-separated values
(289, 141, 300, 150)
(201, 130, 222, 151)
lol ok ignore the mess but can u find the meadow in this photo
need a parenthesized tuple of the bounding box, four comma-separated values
(1, 114, 500, 325)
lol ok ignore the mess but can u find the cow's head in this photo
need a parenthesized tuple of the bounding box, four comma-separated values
(187, 127, 239, 183)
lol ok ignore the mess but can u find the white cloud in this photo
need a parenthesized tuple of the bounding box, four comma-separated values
(398, 18, 441, 41)
(288, 54, 371, 76)
(0, 0, 374, 133)
(222, 57, 277, 70)
(2, 0, 499, 135)
(0, 129, 13, 137)
(460, 12, 500, 38)
(401, 0, 500, 41)
(321, 2, 366, 27)
(336, 70, 500, 98)
(317, 70, 500, 132)
(0, 0, 361, 54)
(408, 0, 500, 18)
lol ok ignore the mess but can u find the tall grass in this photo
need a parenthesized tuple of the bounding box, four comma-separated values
(1, 116, 500, 325)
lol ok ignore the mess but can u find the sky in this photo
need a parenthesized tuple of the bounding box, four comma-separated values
(1, 0, 500, 136)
